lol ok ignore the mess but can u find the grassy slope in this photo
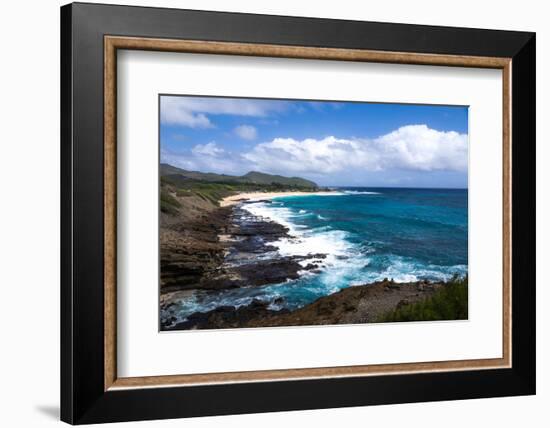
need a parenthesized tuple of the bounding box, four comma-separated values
(240, 171, 318, 188)
(160, 190, 182, 215)
(160, 163, 318, 188)
(160, 174, 323, 215)
(376, 276, 468, 322)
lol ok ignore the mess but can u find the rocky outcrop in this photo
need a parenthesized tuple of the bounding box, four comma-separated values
(160, 204, 233, 290)
(166, 299, 291, 330)
(244, 279, 443, 327)
(160, 191, 328, 294)
(164, 279, 444, 330)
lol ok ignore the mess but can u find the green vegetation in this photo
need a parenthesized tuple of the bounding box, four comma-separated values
(159, 163, 325, 216)
(160, 189, 182, 215)
(160, 163, 318, 189)
(376, 276, 468, 322)
(162, 174, 319, 209)
(239, 171, 317, 188)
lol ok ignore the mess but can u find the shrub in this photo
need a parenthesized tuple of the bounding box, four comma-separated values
(160, 190, 181, 215)
(377, 276, 468, 322)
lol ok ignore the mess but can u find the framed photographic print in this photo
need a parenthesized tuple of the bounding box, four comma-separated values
(60, 2, 536, 424)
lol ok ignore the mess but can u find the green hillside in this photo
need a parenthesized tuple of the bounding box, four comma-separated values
(241, 171, 317, 188)
(160, 163, 317, 188)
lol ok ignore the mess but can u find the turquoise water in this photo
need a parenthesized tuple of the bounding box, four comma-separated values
(169, 188, 468, 319)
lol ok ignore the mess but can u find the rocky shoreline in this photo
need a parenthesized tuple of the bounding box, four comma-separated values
(160, 195, 332, 329)
(163, 279, 443, 330)
(161, 203, 326, 292)
(160, 194, 451, 330)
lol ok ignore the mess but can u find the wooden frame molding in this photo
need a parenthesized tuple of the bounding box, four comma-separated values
(104, 35, 512, 391)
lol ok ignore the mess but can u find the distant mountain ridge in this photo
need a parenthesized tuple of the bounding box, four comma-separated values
(160, 163, 318, 188)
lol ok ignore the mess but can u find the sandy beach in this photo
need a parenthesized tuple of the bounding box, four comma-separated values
(220, 191, 340, 207)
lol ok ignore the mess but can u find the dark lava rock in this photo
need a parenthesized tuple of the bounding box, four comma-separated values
(161, 204, 299, 291)
(169, 299, 290, 330)
(235, 258, 303, 286)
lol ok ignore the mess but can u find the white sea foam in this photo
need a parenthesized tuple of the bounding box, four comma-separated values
(242, 202, 298, 232)
(241, 201, 371, 294)
(366, 256, 467, 284)
(242, 202, 352, 260)
(276, 230, 351, 260)
(257, 196, 466, 287)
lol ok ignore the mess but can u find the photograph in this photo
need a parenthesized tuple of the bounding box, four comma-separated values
(159, 95, 469, 331)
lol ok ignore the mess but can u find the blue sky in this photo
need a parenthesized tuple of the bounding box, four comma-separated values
(160, 95, 468, 188)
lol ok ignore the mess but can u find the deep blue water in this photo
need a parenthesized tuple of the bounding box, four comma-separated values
(164, 188, 468, 322)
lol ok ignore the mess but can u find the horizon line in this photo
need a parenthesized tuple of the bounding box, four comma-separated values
(328, 185, 467, 190)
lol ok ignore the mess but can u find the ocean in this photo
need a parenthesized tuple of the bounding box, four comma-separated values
(162, 188, 468, 324)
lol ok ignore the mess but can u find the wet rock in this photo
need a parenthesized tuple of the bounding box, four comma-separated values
(235, 258, 302, 286)
(244, 199, 272, 204)
(170, 299, 289, 330)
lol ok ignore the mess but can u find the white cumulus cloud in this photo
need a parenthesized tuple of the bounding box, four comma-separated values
(375, 124, 467, 171)
(161, 145, 244, 175)
(243, 125, 467, 175)
(160, 97, 213, 128)
(191, 142, 225, 157)
(160, 96, 288, 128)
(234, 125, 258, 140)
